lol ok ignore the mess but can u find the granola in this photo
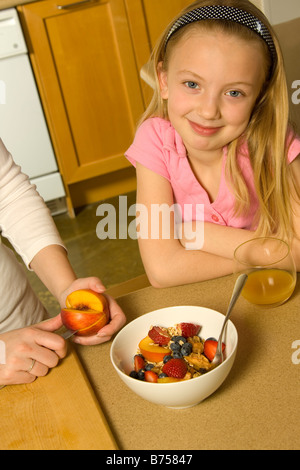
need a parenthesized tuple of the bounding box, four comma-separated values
(129, 322, 219, 383)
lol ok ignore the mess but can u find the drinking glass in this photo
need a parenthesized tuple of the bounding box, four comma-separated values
(234, 237, 296, 307)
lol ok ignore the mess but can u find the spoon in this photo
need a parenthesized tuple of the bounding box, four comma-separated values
(212, 273, 248, 366)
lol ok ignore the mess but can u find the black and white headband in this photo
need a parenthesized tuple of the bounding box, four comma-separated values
(165, 5, 276, 64)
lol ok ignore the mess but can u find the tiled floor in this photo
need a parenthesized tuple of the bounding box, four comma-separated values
(23, 190, 146, 316)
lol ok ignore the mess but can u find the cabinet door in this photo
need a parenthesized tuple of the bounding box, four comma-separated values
(19, 0, 145, 186)
(125, 0, 192, 105)
(142, 0, 192, 49)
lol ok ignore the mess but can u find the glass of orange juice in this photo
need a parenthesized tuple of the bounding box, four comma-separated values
(234, 237, 296, 307)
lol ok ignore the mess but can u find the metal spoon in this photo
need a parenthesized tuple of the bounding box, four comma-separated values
(212, 273, 248, 366)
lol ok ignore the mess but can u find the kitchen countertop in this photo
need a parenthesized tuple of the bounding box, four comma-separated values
(1, 273, 299, 450)
(75, 274, 300, 450)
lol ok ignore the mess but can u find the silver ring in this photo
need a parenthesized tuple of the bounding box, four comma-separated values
(27, 359, 36, 373)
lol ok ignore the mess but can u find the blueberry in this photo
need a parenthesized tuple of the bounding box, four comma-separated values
(171, 335, 186, 344)
(181, 343, 192, 356)
(145, 363, 154, 370)
(129, 370, 139, 379)
(137, 369, 145, 380)
(172, 351, 183, 359)
(163, 355, 172, 363)
(170, 342, 181, 352)
(158, 373, 168, 378)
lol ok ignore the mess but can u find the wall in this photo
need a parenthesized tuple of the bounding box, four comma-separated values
(263, 0, 300, 24)
(251, 0, 264, 11)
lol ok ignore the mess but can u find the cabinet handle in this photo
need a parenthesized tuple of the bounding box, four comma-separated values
(57, 0, 94, 9)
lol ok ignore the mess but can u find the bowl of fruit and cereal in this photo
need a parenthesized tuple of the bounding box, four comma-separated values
(110, 305, 238, 408)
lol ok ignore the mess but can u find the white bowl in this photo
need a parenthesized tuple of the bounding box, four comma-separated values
(110, 306, 238, 409)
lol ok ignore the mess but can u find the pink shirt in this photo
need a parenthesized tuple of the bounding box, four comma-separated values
(126, 117, 300, 229)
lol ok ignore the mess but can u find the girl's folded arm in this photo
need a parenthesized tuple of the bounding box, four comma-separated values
(290, 155, 300, 271)
(139, 236, 234, 287)
(179, 221, 255, 257)
(136, 163, 234, 287)
(177, 154, 300, 273)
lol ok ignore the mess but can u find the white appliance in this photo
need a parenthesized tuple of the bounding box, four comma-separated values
(0, 8, 66, 215)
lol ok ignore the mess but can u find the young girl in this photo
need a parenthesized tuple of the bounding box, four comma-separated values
(126, 0, 300, 287)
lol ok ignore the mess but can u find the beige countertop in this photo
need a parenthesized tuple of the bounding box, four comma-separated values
(77, 273, 300, 450)
(1, 273, 299, 450)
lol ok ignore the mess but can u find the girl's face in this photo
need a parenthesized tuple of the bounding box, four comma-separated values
(158, 29, 266, 160)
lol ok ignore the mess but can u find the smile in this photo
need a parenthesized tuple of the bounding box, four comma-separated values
(188, 120, 222, 136)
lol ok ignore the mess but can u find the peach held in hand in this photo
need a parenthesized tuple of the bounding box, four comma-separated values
(61, 289, 109, 336)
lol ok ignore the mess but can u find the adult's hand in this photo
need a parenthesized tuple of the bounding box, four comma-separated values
(0, 315, 67, 386)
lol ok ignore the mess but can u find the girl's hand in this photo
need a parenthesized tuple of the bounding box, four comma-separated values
(0, 315, 67, 386)
(71, 294, 126, 346)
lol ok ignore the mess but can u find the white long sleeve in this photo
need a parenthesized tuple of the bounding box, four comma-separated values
(0, 139, 65, 331)
(0, 139, 65, 268)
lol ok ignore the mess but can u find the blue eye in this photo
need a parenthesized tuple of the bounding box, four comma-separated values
(227, 90, 242, 98)
(185, 81, 199, 89)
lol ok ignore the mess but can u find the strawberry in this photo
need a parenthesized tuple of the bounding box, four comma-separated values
(144, 370, 158, 383)
(162, 358, 188, 379)
(203, 339, 226, 362)
(177, 322, 201, 338)
(148, 326, 171, 346)
(134, 354, 145, 372)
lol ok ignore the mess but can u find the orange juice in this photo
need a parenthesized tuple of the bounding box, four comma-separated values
(242, 269, 296, 306)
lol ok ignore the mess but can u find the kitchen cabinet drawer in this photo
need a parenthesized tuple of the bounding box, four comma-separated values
(18, 0, 145, 214)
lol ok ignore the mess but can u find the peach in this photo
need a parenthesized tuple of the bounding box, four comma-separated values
(61, 289, 109, 336)
(157, 377, 181, 383)
(138, 336, 171, 362)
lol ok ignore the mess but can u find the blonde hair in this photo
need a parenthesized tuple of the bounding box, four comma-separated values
(139, 0, 298, 241)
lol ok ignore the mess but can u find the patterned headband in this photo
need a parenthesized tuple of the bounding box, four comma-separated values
(165, 5, 276, 63)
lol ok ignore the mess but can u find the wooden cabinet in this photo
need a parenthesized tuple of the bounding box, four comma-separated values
(18, 0, 191, 215)
(125, 0, 192, 104)
(141, 0, 193, 49)
(18, 0, 146, 215)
